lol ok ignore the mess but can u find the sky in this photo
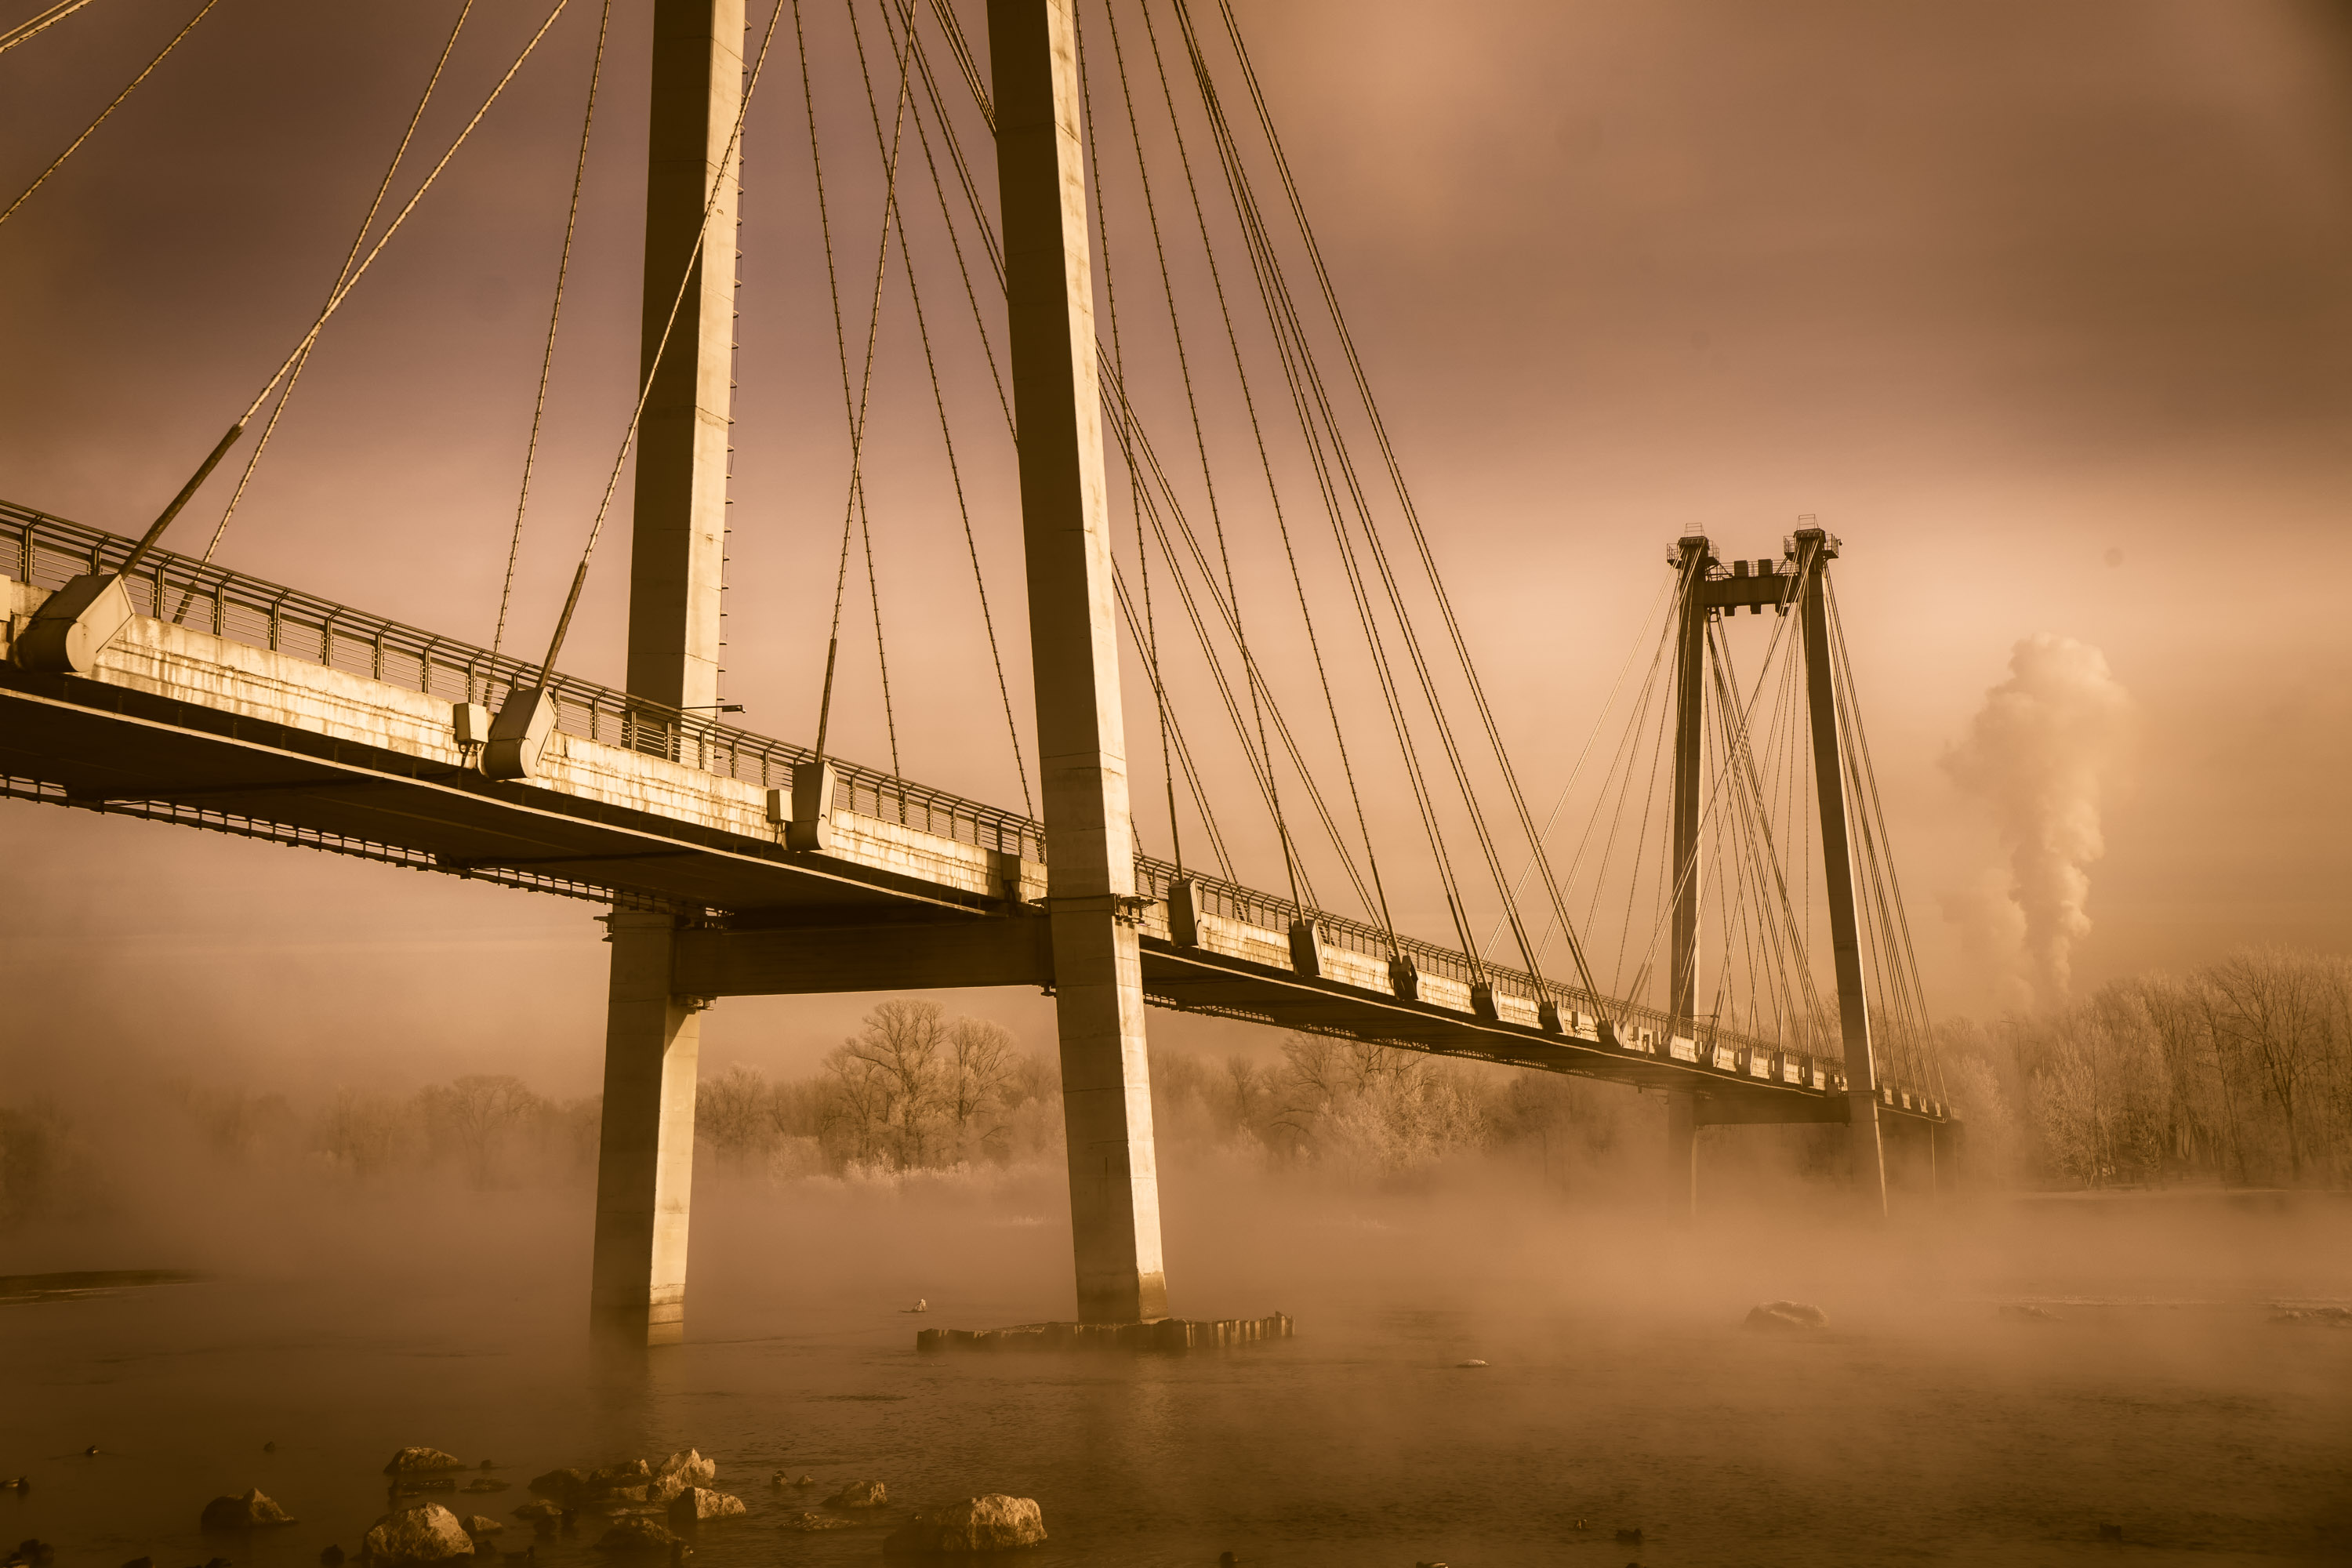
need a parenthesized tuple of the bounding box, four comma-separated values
(1, 0, 2347, 1099)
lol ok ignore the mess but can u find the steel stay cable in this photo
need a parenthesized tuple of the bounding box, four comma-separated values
(1155, 5, 1473, 962)
(0, 0, 219, 232)
(489, 0, 607, 681)
(1708, 612, 1835, 1051)
(1826, 575, 1942, 1097)
(866, 2, 1030, 816)
(1481, 571, 1672, 961)
(1114, 0, 1396, 946)
(118, 0, 572, 583)
(0, 0, 99, 55)
(1077, 2, 1182, 871)
(1167, 3, 1545, 994)
(813, 0, 918, 764)
(529, 0, 783, 689)
(169, 0, 477, 623)
(1192, 0, 1605, 1008)
(1096, 0, 1300, 921)
(1617, 567, 1809, 1014)
(1112, 566, 1237, 880)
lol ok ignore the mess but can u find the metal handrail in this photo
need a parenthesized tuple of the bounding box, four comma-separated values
(0, 503, 1046, 861)
(0, 499, 1929, 1112)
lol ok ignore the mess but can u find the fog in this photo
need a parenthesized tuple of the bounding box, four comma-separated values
(9, 1019, 2352, 1563)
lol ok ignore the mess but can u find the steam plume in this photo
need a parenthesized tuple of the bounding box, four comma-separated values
(1943, 633, 2132, 1008)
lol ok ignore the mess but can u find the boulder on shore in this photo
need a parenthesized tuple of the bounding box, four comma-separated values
(664, 1490, 744, 1527)
(384, 1450, 467, 1477)
(883, 1497, 1047, 1555)
(591, 1519, 681, 1555)
(825, 1480, 886, 1510)
(201, 1489, 298, 1531)
(361, 1502, 474, 1564)
(1743, 1301, 1828, 1331)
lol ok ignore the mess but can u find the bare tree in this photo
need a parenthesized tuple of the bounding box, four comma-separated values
(696, 1064, 779, 1167)
(826, 1000, 949, 1169)
(419, 1074, 545, 1186)
(945, 1017, 1018, 1161)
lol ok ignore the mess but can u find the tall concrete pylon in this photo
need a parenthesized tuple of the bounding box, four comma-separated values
(1665, 535, 1712, 1217)
(989, 0, 1170, 1323)
(1795, 528, 1889, 1217)
(590, 0, 744, 1346)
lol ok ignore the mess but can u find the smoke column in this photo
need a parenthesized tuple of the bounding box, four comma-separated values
(1944, 633, 2133, 1007)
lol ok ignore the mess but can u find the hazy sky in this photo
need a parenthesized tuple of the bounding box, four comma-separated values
(2, 0, 2347, 1098)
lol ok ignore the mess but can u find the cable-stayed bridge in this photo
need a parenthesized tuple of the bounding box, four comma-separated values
(0, 0, 1952, 1344)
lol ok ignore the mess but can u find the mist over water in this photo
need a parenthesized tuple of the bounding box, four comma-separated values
(7, 1106, 2350, 1568)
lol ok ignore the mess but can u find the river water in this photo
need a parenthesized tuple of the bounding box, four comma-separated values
(6, 1165, 2350, 1567)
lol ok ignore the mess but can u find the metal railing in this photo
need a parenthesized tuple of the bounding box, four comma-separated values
(0, 500, 1931, 1114)
(0, 503, 1045, 861)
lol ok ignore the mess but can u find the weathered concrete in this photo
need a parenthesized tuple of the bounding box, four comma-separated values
(627, 0, 742, 715)
(991, 0, 1167, 1324)
(590, 913, 702, 1346)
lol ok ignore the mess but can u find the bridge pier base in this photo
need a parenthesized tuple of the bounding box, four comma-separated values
(590, 911, 704, 1347)
(1664, 1088, 1698, 1218)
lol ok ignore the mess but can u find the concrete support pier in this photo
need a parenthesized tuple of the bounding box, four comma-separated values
(990, 0, 1169, 1324)
(593, 0, 742, 1347)
(590, 913, 704, 1345)
(1664, 1088, 1698, 1219)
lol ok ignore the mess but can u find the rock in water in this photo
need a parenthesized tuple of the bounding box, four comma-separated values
(825, 1480, 886, 1510)
(462, 1519, 503, 1537)
(647, 1453, 713, 1504)
(664, 1491, 743, 1528)
(201, 1489, 299, 1530)
(510, 1504, 565, 1523)
(362, 1503, 474, 1563)
(525, 1472, 586, 1505)
(1454, 1359, 1489, 1368)
(463, 1480, 508, 1494)
(775, 1514, 853, 1533)
(2000, 1303, 2061, 1323)
(1743, 1301, 1828, 1331)
(319, 1549, 344, 1566)
(384, 1450, 467, 1478)
(882, 1496, 1046, 1555)
(592, 1520, 680, 1555)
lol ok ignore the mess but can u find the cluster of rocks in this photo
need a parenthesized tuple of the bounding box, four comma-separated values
(165, 1440, 1042, 1564)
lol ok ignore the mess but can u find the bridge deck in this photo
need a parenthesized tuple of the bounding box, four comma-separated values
(0, 503, 1944, 1127)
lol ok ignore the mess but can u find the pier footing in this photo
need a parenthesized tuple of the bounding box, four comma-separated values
(917, 1313, 1294, 1354)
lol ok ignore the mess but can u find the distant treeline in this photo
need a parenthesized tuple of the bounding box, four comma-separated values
(1943, 948, 2352, 1189)
(9, 948, 2341, 1228)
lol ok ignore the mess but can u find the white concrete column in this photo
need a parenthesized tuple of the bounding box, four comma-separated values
(590, 912, 703, 1345)
(1665, 1088, 1698, 1219)
(990, 0, 1168, 1324)
(626, 0, 743, 714)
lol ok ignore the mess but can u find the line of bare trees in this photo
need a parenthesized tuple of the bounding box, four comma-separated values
(1942, 947, 2352, 1189)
